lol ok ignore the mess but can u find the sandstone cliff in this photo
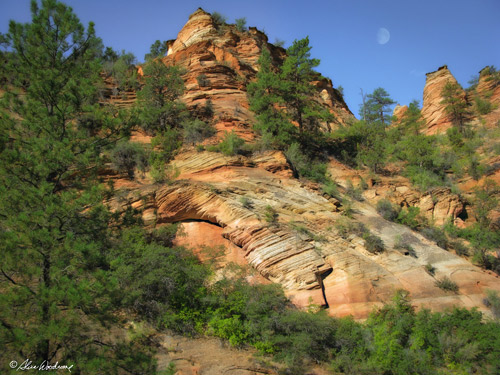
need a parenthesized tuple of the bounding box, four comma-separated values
(103, 10, 500, 320)
(156, 8, 353, 141)
(421, 65, 467, 134)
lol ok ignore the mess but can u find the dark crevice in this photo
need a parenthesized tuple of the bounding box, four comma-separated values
(177, 218, 224, 228)
(316, 268, 333, 308)
(457, 206, 469, 221)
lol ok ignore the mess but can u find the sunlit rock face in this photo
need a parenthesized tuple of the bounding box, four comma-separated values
(421, 65, 465, 135)
(102, 11, 500, 320)
(155, 8, 354, 142)
(472, 66, 500, 129)
(107, 150, 500, 320)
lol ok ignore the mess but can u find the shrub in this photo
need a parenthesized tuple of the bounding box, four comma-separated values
(218, 130, 245, 156)
(421, 227, 448, 249)
(197, 74, 210, 87)
(211, 11, 227, 26)
(110, 141, 148, 179)
(396, 206, 424, 230)
(335, 218, 366, 240)
(285, 142, 329, 183)
(274, 38, 285, 48)
(404, 166, 444, 191)
(264, 205, 278, 223)
(203, 99, 214, 118)
(435, 277, 459, 292)
(239, 196, 253, 209)
(345, 180, 364, 201)
(363, 232, 385, 254)
(394, 235, 417, 257)
(322, 180, 340, 199)
(474, 96, 493, 115)
(182, 118, 215, 145)
(235, 17, 247, 32)
(485, 290, 500, 319)
(425, 263, 436, 275)
(449, 239, 469, 256)
(377, 199, 399, 221)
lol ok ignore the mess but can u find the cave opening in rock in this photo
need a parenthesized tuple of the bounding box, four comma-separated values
(457, 206, 469, 221)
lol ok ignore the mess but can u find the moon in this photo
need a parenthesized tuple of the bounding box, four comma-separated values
(377, 28, 390, 45)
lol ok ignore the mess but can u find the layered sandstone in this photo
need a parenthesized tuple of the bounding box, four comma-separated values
(421, 65, 466, 134)
(101, 11, 500, 320)
(156, 8, 354, 141)
(108, 150, 500, 319)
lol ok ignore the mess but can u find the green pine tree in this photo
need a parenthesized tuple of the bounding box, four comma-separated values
(360, 87, 396, 126)
(440, 81, 471, 134)
(280, 37, 333, 134)
(0, 0, 154, 372)
(136, 57, 186, 134)
(247, 47, 296, 148)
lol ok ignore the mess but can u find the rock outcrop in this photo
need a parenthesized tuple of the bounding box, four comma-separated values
(108, 150, 500, 319)
(154, 8, 354, 141)
(102, 11, 500, 320)
(421, 65, 466, 134)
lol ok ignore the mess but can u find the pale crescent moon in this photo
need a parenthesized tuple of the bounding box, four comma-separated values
(377, 28, 390, 45)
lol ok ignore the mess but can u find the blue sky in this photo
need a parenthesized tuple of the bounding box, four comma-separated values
(1, 0, 499, 117)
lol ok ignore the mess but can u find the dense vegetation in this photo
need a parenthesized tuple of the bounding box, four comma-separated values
(1, 1, 499, 374)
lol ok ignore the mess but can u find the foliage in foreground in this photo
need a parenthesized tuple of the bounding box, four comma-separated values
(112, 227, 500, 374)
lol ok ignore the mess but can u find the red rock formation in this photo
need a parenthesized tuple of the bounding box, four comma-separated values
(153, 8, 354, 141)
(421, 65, 467, 134)
(392, 104, 408, 122)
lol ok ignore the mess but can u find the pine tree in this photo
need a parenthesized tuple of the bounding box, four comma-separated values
(280, 37, 333, 133)
(247, 47, 296, 148)
(0, 0, 154, 371)
(360, 87, 396, 126)
(440, 81, 471, 134)
(247, 37, 333, 149)
(136, 57, 186, 134)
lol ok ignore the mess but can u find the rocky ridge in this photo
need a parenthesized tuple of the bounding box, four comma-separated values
(104, 10, 500, 319)
(156, 8, 353, 141)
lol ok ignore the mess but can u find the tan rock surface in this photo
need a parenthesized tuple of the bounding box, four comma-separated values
(152, 8, 354, 141)
(421, 65, 465, 134)
(109, 150, 500, 319)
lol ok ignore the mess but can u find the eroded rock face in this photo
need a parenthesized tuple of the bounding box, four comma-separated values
(109, 151, 500, 319)
(472, 67, 500, 128)
(154, 8, 354, 141)
(421, 65, 466, 134)
(392, 104, 408, 122)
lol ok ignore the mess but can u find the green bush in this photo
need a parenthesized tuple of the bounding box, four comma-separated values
(182, 118, 215, 145)
(475, 96, 493, 115)
(363, 232, 385, 254)
(377, 199, 399, 221)
(235, 17, 247, 32)
(394, 235, 417, 257)
(396, 206, 424, 230)
(345, 180, 364, 201)
(197, 74, 210, 87)
(264, 205, 278, 223)
(110, 141, 148, 179)
(425, 263, 436, 275)
(449, 239, 469, 256)
(335, 217, 367, 239)
(211, 11, 227, 26)
(321, 180, 340, 199)
(239, 196, 253, 209)
(218, 130, 245, 156)
(435, 277, 459, 292)
(421, 226, 448, 249)
(404, 166, 444, 191)
(285, 142, 329, 183)
(485, 290, 500, 319)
